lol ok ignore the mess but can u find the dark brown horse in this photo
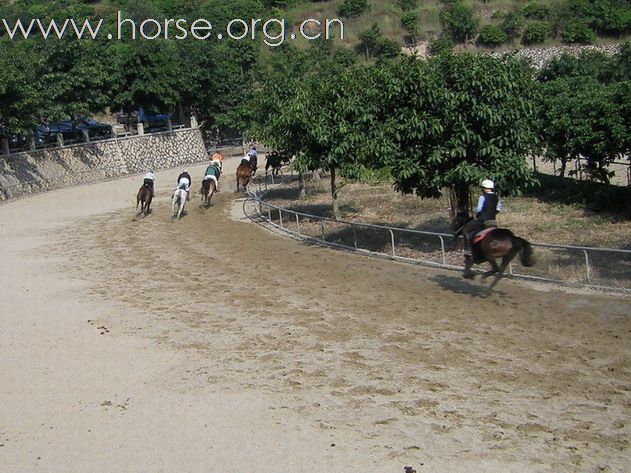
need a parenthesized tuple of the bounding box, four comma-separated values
(456, 221, 536, 292)
(265, 151, 291, 176)
(200, 177, 217, 207)
(236, 162, 253, 192)
(136, 183, 153, 216)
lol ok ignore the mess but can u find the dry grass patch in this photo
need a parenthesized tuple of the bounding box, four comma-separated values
(263, 174, 631, 249)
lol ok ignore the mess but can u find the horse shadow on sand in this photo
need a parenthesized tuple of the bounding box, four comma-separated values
(430, 274, 508, 298)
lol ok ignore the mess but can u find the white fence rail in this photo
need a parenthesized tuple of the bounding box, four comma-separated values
(248, 179, 631, 293)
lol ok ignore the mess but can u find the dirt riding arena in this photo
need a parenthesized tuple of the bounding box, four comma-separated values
(1, 157, 630, 473)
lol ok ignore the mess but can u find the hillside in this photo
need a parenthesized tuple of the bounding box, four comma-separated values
(284, 0, 630, 53)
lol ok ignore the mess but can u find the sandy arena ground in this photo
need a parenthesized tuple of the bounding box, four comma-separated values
(1, 156, 630, 473)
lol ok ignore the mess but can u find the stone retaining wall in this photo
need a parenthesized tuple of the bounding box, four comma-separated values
(0, 128, 207, 200)
(490, 43, 622, 69)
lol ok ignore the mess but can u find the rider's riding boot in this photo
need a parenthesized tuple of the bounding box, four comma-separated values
(462, 256, 475, 279)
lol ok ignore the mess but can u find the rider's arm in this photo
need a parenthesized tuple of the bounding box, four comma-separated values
(475, 195, 485, 216)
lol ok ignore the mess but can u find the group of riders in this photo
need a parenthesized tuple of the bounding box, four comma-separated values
(140, 150, 504, 279)
(140, 145, 260, 201)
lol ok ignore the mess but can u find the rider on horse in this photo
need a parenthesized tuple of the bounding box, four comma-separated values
(462, 179, 500, 279)
(204, 160, 221, 189)
(211, 149, 224, 168)
(143, 171, 155, 197)
(175, 169, 192, 201)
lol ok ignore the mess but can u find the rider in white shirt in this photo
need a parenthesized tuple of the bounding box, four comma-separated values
(175, 169, 191, 200)
(142, 171, 155, 196)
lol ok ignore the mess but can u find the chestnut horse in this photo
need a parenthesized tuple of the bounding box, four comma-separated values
(236, 162, 253, 192)
(136, 183, 153, 216)
(456, 220, 536, 293)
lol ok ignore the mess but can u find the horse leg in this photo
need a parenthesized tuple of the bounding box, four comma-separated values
(178, 193, 186, 218)
(462, 256, 475, 279)
(482, 256, 501, 280)
(208, 183, 215, 204)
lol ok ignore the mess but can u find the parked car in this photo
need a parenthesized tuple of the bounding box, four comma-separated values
(34, 118, 112, 145)
(76, 118, 113, 139)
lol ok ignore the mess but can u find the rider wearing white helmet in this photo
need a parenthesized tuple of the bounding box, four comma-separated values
(142, 170, 155, 196)
(462, 178, 500, 278)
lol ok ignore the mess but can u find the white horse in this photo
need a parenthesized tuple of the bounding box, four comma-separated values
(171, 186, 188, 219)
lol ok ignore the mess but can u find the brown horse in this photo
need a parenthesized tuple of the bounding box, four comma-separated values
(456, 221, 536, 293)
(236, 162, 253, 192)
(136, 183, 153, 216)
(200, 177, 217, 207)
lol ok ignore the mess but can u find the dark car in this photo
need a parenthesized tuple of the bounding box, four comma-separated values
(35, 119, 112, 145)
(76, 118, 113, 139)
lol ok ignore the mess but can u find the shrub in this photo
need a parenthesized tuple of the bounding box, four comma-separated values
(396, 0, 417, 12)
(522, 2, 551, 20)
(440, 2, 479, 42)
(561, 19, 595, 43)
(477, 24, 508, 47)
(401, 11, 419, 38)
(522, 21, 550, 44)
(377, 38, 402, 59)
(428, 32, 454, 55)
(338, 0, 369, 17)
(501, 11, 525, 39)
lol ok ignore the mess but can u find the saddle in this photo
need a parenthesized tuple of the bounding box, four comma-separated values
(472, 227, 496, 244)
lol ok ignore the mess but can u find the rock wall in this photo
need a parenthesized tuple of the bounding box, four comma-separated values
(0, 128, 207, 200)
(490, 43, 622, 69)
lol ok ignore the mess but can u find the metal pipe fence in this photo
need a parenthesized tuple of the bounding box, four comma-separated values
(249, 179, 631, 293)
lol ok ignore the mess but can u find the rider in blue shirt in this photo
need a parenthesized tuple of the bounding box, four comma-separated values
(462, 179, 499, 278)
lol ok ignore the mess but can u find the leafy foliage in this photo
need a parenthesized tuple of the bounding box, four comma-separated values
(439, 2, 479, 42)
(338, 0, 370, 18)
(370, 54, 541, 215)
(400, 11, 420, 41)
(428, 33, 454, 55)
(537, 50, 630, 184)
(522, 21, 550, 44)
(561, 19, 596, 43)
(477, 25, 508, 47)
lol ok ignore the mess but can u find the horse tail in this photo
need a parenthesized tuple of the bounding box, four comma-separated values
(514, 237, 535, 267)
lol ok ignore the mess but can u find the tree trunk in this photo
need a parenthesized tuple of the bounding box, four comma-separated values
(449, 182, 472, 227)
(298, 171, 306, 199)
(331, 166, 339, 219)
(559, 158, 567, 178)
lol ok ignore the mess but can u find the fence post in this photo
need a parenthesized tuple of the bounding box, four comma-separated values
(296, 214, 301, 236)
(583, 250, 592, 283)
(320, 221, 325, 241)
(279, 209, 283, 229)
(353, 226, 358, 249)
(438, 236, 446, 266)
(389, 229, 396, 257)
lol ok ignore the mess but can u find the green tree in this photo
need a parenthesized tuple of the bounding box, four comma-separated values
(401, 11, 419, 43)
(440, 2, 479, 43)
(522, 21, 550, 44)
(500, 11, 525, 40)
(371, 54, 541, 219)
(338, 0, 369, 18)
(0, 41, 42, 134)
(539, 76, 625, 183)
(358, 23, 382, 60)
(477, 25, 508, 47)
(561, 19, 595, 43)
(428, 32, 454, 55)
